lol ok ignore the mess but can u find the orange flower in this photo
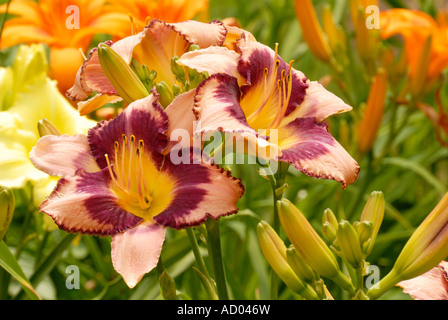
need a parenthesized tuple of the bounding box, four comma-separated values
(0, 0, 131, 94)
(106, 0, 209, 34)
(380, 9, 448, 94)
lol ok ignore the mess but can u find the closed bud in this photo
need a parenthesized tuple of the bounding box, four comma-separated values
(0, 187, 15, 242)
(277, 199, 354, 292)
(98, 44, 150, 105)
(286, 246, 316, 283)
(159, 270, 178, 300)
(293, 0, 332, 62)
(357, 69, 388, 155)
(410, 34, 432, 99)
(367, 191, 448, 300)
(37, 118, 62, 137)
(322, 208, 339, 230)
(360, 191, 385, 255)
(257, 221, 318, 300)
(354, 221, 373, 248)
(156, 81, 175, 108)
(322, 221, 337, 244)
(336, 220, 364, 268)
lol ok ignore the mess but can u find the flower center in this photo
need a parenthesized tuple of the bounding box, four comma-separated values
(245, 44, 294, 132)
(105, 134, 153, 213)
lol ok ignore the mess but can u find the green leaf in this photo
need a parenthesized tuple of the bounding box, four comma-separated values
(381, 157, 447, 197)
(0, 241, 40, 300)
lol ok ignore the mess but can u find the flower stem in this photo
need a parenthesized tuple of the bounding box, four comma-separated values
(186, 227, 219, 299)
(268, 161, 290, 299)
(205, 219, 229, 300)
(186, 228, 210, 278)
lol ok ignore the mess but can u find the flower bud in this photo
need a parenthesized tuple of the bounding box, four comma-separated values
(156, 81, 175, 108)
(336, 220, 364, 268)
(286, 246, 316, 283)
(97, 44, 150, 105)
(367, 191, 448, 300)
(357, 69, 388, 155)
(322, 208, 338, 243)
(294, 0, 332, 62)
(410, 34, 432, 99)
(0, 187, 15, 242)
(277, 199, 354, 292)
(257, 221, 318, 300)
(37, 118, 62, 137)
(159, 270, 178, 300)
(354, 221, 373, 248)
(360, 191, 385, 255)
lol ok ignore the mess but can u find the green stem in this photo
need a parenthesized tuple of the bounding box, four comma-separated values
(205, 219, 229, 300)
(186, 228, 209, 278)
(268, 162, 289, 300)
(186, 227, 218, 299)
(366, 269, 400, 300)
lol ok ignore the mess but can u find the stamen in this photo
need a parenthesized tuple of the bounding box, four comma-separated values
(128, 135, 136, 190)
(105, 154, 123, 191)
(129, 14, 136, 35)
(114, 141, 122, 184)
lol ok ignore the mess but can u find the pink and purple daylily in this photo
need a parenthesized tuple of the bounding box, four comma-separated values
(179, 33, 360, 188)
(30, 93, 244, 288)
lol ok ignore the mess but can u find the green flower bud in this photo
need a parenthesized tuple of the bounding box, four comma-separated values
(360, 191, 385, 256)
(0, 187, 15, 242)
(37, 118, 62, 137)
(156, 81, 174, 108)
(98, 44, 150, 105)
(257, 221, 319, 300)
(277, 199, 354, 293)
(337, 220, 364, 268)
(286, 246, 316, 283)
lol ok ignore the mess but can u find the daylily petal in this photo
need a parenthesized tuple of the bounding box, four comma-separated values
(398, 261, 448, 300)
(0, 25, 55, 48)
(0, 0, 44, 27)
(30, 134, 101, 178)
(40, 167, 142, 236)
(193, 73, 257, 136)
(153, 151, 244, 229)
(111, 222, 166, 288)
(278, 118, 360, 188)
(223, 24, 256, 51)
(177, 46, 243, 83)
(280, 81, 352, 126)
(164, 89, 196, 154)
(170, 20, 227, 48)
(77, 93, 122, 116)
(87, 94, 168, 170)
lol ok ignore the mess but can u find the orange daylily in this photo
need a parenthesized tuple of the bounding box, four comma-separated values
(0, 0, 131, 94)
(106, 0, 209, 34)
(380, 9, 448, 94)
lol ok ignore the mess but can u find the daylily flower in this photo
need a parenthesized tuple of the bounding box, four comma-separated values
(67, 19, 228, 115)
(380, 9, 448, 96)
(0, 0, 131, 94)
(0, 44, 95, 205)
(29, 93, 244, 288)
(178, 33, 360, 187)
(398, 261, 448, 300)
(106, 0, 209, 34)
